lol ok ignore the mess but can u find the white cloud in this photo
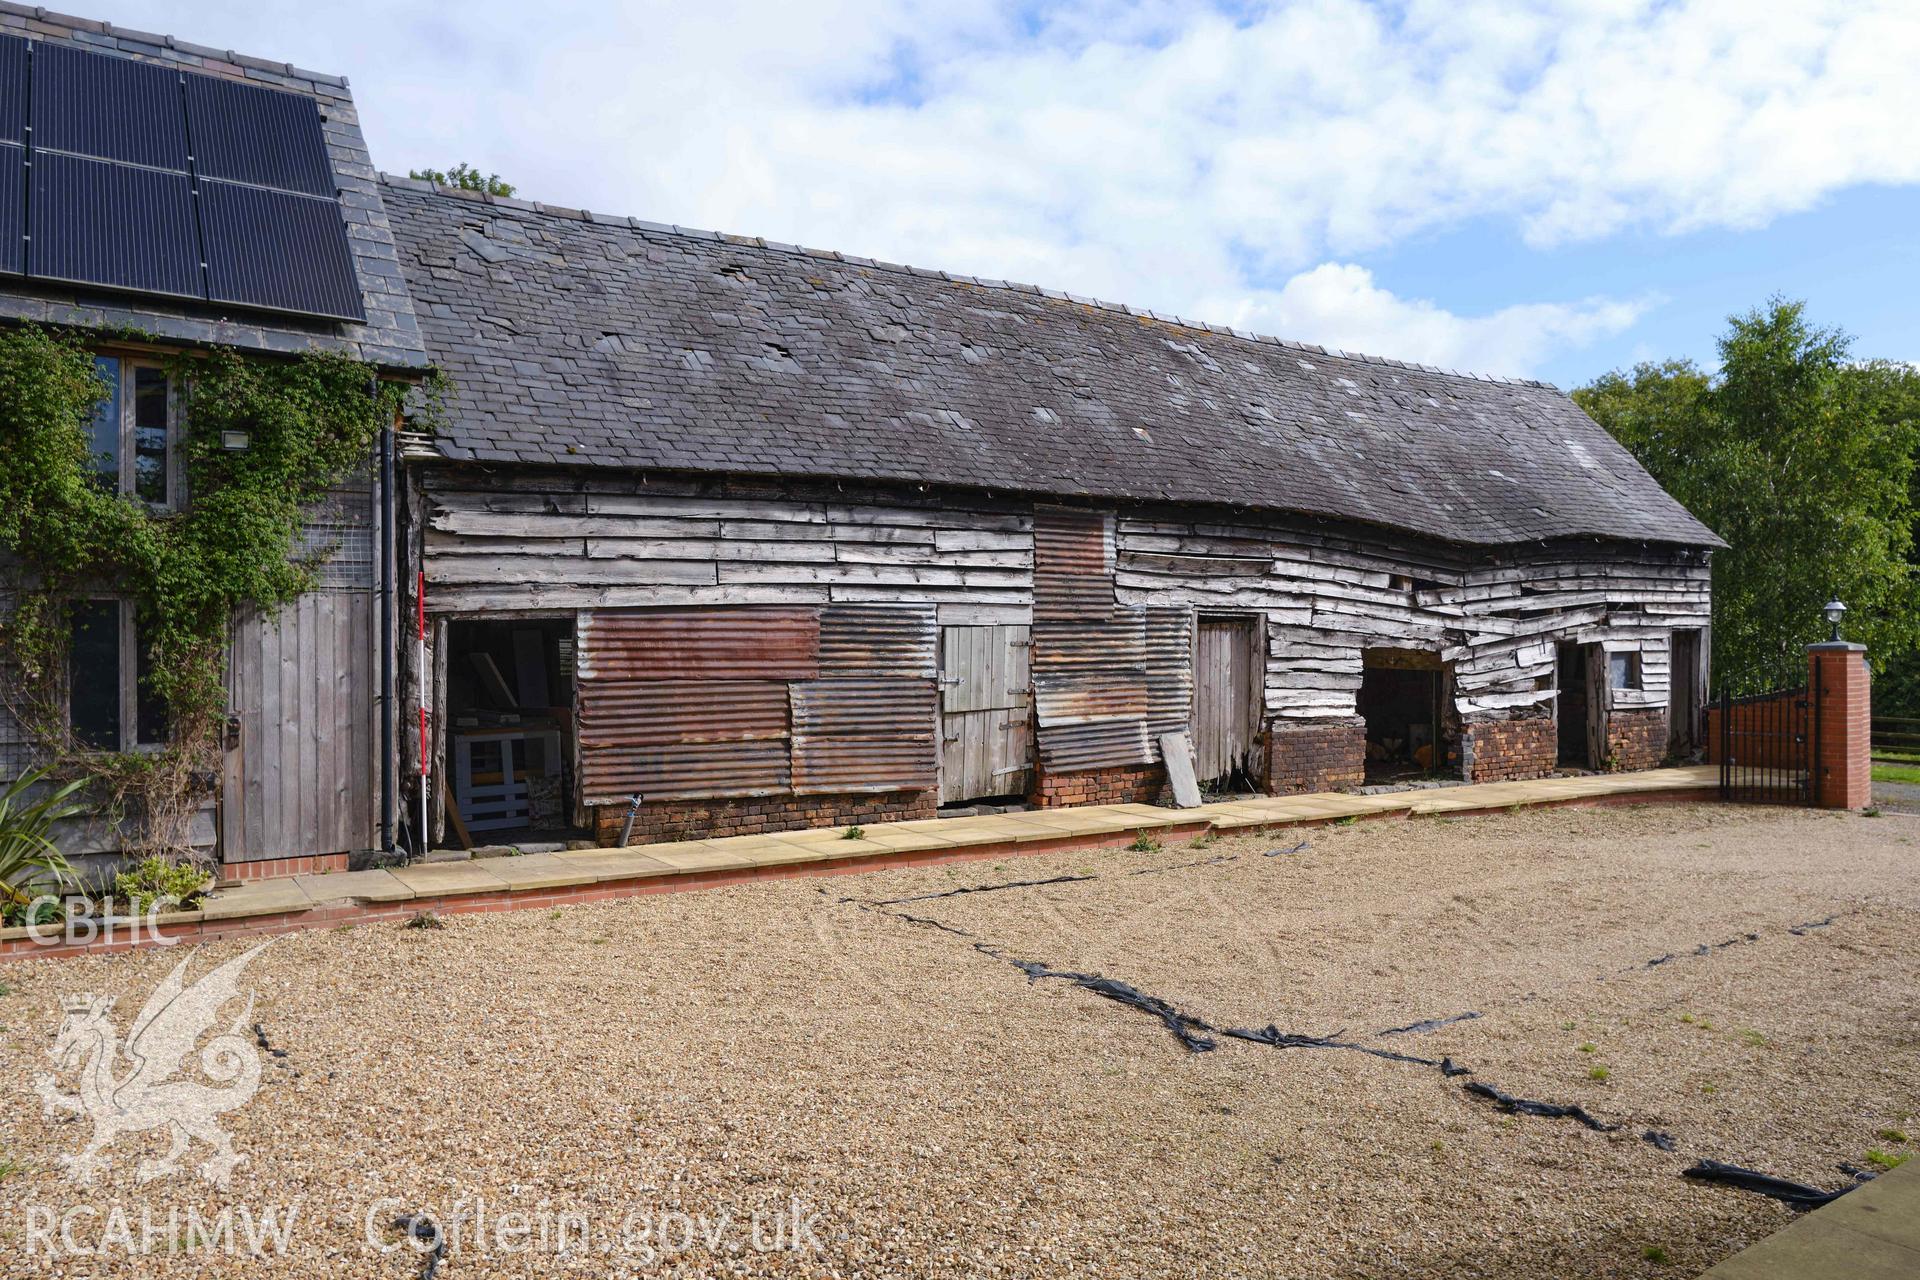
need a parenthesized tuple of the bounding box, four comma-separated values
(87, 0, 1920, 375)
(1213, 264, 1653, 377)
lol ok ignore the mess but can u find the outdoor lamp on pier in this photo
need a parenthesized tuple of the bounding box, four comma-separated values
(1823, 598, 1847, 642)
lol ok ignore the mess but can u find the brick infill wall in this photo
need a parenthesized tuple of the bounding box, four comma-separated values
(1606, 708, 1668, 773)
(1032, 763, 1168, 808)
(1463, 714, 1556, 783)
(594, 790, 935, 846)
(1267, 721, 1364, 795)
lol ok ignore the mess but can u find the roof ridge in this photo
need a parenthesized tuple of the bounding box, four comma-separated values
(0, 1, 351, 88)
(374, 171, 1563, 392)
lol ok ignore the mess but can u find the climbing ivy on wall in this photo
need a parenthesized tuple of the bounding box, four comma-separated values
(0, 324, 434, 862)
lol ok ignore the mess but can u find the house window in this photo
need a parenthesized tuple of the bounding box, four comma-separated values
(68, 600, 169, 751)
(88, 356, 178, 508)
(1608, 651, 1643, 691)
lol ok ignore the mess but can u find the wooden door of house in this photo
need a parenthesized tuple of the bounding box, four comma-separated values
(938, 624, 1033, 804)
(1193, 616, 1259, 784)
(221, 591, 376, 864)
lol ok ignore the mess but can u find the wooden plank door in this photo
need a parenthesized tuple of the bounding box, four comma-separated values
(1585, 643, 1610, 769)
(1193, 617, 1258, 783)
(221, 592, 375, 864)
(1668, 629, 1702, 757)
(938, 624, 1033, 803)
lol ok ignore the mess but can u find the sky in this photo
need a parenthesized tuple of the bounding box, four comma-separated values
(96, 0, 1920, 387)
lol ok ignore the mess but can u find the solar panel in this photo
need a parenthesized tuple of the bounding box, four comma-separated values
(29, 150, 201, 298)
(0, 36, 26, 145)
(1, 39, 364, 323)
(30, 41, 188, 170)
(0, 144, 20, 275)
(200, 179, 365, 320)
(184, 74, 334, 197)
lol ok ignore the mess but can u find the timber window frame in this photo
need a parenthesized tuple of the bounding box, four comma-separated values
(1608, 650, 1643, 692)
(67, 599, 169, 752)
(87, 354, 183, 511)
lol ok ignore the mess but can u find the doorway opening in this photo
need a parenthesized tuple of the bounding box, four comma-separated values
(1359, 648, 1446, 782)
(1669, 629, 1703, 760)
(443, 617, 581, 847)
(1193, 615, 1261, 791)
(1556, 641, 1605, 769)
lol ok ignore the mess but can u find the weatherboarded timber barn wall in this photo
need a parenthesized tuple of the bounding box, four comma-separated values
(386, 174, 1721, 848)
(411, 466, 1709, 844)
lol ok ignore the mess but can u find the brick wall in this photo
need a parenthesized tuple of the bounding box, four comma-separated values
(1032, 763, 1169, 808)
(1462, 713, 1556, 782)
(220, 852, 349, 883)
(1606, 707, 1668, 772)
(1266, 720, 1365, 795)
(595, 791, 935, 847)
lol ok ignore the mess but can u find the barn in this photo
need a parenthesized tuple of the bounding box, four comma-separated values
(382, 177, 1721, 851)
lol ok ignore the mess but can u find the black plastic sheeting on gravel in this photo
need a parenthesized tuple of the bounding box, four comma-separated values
(392, 1214, 446, 1280)
(1263, 840, 1312, 858)
(1788, 914, 1840, 935)
(866, 874, 1097, 906)
(1377, 1011, 1482, 1036)
(1643, 1130, 1677, 1152)
(1643, 932, 1759, 969)
(993, 951, 1220, 1052)
(1682, 1159, 1863, 1209)
(1465, 1081, 1618, 1131)
(1130, 853, 1239, 875)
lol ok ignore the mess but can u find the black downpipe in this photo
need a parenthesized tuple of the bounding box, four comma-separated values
(376, 390, 397, 854)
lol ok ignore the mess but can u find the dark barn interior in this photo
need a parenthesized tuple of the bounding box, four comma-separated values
(444, 618, 579, 845)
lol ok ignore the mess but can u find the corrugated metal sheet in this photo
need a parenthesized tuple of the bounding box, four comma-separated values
(581, 740, 791, 805)
(1033, 615, 1148, 725)
(580, 680, 789, 743)
(1036, 718, 1154, 770)
(818, 605, 937, 678)
(791, 678, 937, 794)
(578, 607, 820, 680)
(1033, 507, 1114, 620)
(1144, 608, 1194, 740)
(578, 680, 792, 803)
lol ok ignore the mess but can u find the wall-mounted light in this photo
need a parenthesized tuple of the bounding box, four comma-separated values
(1823, 598, 1847, 642)
(220, 430, 251, 451)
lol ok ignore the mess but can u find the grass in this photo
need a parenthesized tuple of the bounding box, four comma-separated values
(842, 825, 865, 840)
(1589, 1066, 1611, 1082)
(1864, 1149, 1912, 1171)
(1737, 1028, 1767, 1047)
(1876, 1127, 1909, 1144)
(1578, 1042, 1597, 1053)
(1870, 762, 1920, 785)
(1641, 1244, 1671, 1265)
(1128, 833, 1162, 853)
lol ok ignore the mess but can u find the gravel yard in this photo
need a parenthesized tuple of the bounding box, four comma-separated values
(2, 802, 1917, 1278)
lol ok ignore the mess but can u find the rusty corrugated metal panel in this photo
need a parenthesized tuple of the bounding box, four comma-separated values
(578, 679, 792, 804)
(1037, 719, 1154, 770)
(1033, 507, 1114, 620)
(790, 678, 937, 794)
(581, 741, 791, 805)
(818, 605, 937, 678)
(579, 681, 789, 743)
(1032, 615, 1148, 725)
(578, 607, 820, 681)
(1144, 608, 1194, 740)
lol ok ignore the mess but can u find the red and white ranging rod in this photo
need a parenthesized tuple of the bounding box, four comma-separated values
(417, 571, 429, 856)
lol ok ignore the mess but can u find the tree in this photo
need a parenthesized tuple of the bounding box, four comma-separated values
(1574, 298, 1920, 696)
(407, 163, 515, 197)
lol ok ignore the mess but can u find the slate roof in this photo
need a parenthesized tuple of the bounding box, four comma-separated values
(384, 177, 1721, 549)
(0, 4, 425, 369)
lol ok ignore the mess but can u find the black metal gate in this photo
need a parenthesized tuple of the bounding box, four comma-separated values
(1717, 684, 1816, 804)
